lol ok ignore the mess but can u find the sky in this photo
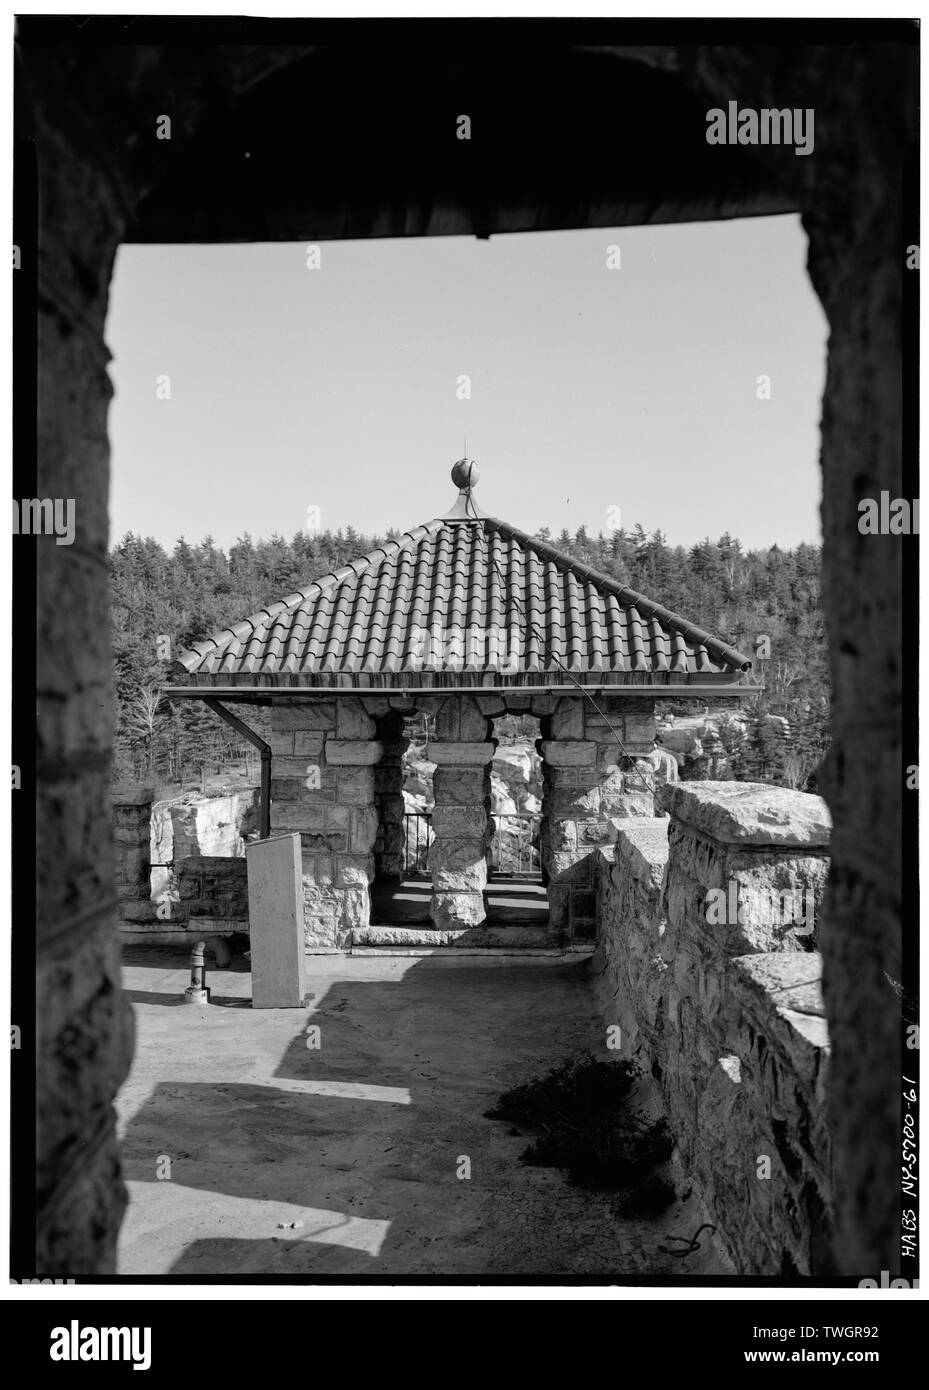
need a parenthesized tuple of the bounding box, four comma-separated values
(106, 214, 828, 554)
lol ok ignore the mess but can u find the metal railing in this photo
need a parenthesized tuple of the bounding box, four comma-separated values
(400, 811, 542, 881)
(402, 812, 433, 878)
(489, 813, 542, 879)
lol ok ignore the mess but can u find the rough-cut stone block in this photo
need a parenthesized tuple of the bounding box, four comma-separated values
(325, 739, 383, 766)
(548, 820, 577, 853)
(431, 863, 489, 892)
(301, 853, 332, 884)
(293, 731, 325, 757)
(595, 745, 624, 775)
(429, 741, 496, 765)
(666, 822, 726, 889)
(606, 792, 654, 818)
(302, 880, 338, 919)
(549, 851, 594, 884)
(551, 698, 585, 739)
(267, 730, 295, 755)
(349, 805, 379, 852)
(325, 804, 350, 830)
(612, 818, 669, 888)
(577, 820, 616, 847)
(459, 697, 490, 741)
(272, 803, 326, 832)
(431, 805, 487, 837)
(432, 767, 486, 805)
(335, 698, 377, 739)
(360, 696, 391, 718)
(269, 778, 302, 802)
(300, 831, 347, 853)
(551, 785, 601, 817)
(434, 696, 487, 741)
(664, 782, 832, 848)
(430, 837, 486, 870)
(623, 714, 657, 744)
(340, 886, 370, 930)
(272, 701, 336, 731)
(337, 767, 376, 803)
(431, 890, 486, 929)
(335, 853, 374, 887)
(271, 755, 328, 780)
(539, 740, 597, 767)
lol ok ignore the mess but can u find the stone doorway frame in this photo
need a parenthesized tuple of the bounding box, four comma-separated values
(22, 30, 915, 1275)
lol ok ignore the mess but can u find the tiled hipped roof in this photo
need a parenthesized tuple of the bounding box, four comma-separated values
(174, 509, 753, 690)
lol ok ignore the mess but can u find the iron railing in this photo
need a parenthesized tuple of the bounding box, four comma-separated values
(489, 813, 542, 879)
(402, 812, 433, 878)
(400, 811, 542, 880)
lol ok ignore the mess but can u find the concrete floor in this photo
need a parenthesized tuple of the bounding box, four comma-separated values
(116, 947, 722, 1279)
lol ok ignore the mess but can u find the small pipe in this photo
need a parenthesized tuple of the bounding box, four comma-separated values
(202, 697, 272, 839)
(184, 940, 211, 1004)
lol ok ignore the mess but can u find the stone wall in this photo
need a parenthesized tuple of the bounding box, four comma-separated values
(117, 789, 252, 941)
(594, 782, 833, 1274)
(151, 788, 259, 867)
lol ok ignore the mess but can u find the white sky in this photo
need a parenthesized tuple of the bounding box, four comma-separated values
(106, 214, 828, 552)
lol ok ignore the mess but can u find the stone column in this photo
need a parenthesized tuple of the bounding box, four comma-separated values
(32, 123, 135, 1275)
(540, 696, 657, 940)
(373, 711, 408, 881)
(269, 697, 381, 949)
(429, 738, 496, 930)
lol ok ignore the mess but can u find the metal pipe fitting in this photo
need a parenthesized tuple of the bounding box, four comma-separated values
(183, 940, 211, 1004)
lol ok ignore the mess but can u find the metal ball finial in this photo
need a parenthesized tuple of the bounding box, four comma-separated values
(452, 458, 479, 490)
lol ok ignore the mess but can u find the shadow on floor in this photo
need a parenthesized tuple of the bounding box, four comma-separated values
(117, 952, 717, 1279)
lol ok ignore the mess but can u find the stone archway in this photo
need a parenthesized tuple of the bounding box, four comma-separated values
(19, 27, 915, 1275)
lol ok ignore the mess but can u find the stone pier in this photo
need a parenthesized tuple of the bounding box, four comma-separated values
(428, 740, 496, 929)
(541, 696, 659, 940)
(373, 710, 409, 881)
(269, 697, 381, 949)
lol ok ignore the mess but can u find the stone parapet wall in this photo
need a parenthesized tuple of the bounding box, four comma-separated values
(113, 788, 157, 928)
(113, 788, 153, 902)
(593, 782, 833, 1274)
(173, 856, 249, 925)
(116, 789, 253, 938)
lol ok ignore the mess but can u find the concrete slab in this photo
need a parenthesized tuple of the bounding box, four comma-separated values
(116, 946, 723, 1279)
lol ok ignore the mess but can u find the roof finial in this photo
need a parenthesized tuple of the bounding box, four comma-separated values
(443, 454, 483, 520)
(451, 456, 480, 491)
